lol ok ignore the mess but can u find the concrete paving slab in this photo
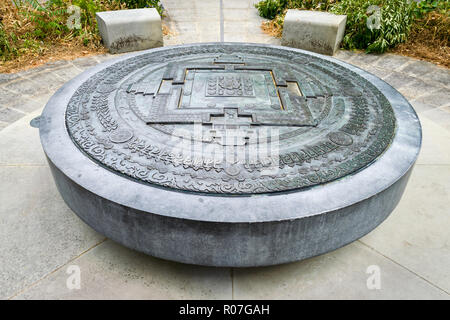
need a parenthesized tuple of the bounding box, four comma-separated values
(410, 100, 438, 114)
(414, 88, 450, 108)
(224, 33, 246, 42)
(24, 70, 67, 93)
(0, 107, 25, 124)
(13, 241, 232, 300)
(233, 241, 448, 299)
(223, 9, 251, 21)
(0, 73, 20, 85)
(359, 65, 392, 80)
(196, 23, 220, 34)
(383, 71, 417, 90)
(224, 21, 249, 34)
(7, 93, 52, 114)
(246, 34, 279, 44)
(415, 114, 450, 165)
(50, 65, 84, 82)
(399, 60, 436, 78)
(3, 75, 52, 98)
(0, 109, 47, 166)
(0, 165, 104, 299)
(0, 86, 33, 108)
(374, 53, 412, 71)
(16, 60, 71, 77)
(360, 165, 450, 294)
(174, 22, 198, 34)
(398, 79, 441, 100)
(223, 0, 252, 9)
(0, 120, 8, 131)
(349, 53, 383, 67)
(192, 0, 219, 9)
(334, 50, 357, 62)
(421, 107, 450, 132)
(71, 56, 100, 70)
(421, 67, 450, 88)
(169, 9, 220, 22)
(197, 33, 221, 43)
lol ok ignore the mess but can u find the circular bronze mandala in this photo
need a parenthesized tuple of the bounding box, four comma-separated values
(66, 44, 395, 194)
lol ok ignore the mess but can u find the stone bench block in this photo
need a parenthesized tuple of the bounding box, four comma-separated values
(96, 8, 163, 54)
(282, 10, 347, 56)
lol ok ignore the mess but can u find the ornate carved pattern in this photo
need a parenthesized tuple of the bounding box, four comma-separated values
(65, 44, 396, 194)
(206, 75, 255, 97)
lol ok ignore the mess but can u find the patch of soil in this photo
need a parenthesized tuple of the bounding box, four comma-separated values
(392, 12, 449, 68)
(0, 1, 174, 74)
(0, 24, 174, 74)
(0, 1, 104, 73)
(261, 20, 283, 38)
(1, 24, 174, 74)
(0, 43, 106, 74)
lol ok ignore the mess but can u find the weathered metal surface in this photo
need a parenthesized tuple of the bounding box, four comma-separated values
(65, 45, 396, 194)
(40, 43, 421, 266)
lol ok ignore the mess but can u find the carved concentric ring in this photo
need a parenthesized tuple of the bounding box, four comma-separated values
(65, 44, 396, 194)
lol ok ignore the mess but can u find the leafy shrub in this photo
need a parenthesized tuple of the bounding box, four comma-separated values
(0, 23, 18, 60)
(20, 1, 69, 40)
(0, 0, 164, 63)
(255, 0, 333, 19)
(117, 0, 164, 15)
(287, 0, 333, 10)
(412, 0, 450, 18)
(330, 0, 415, 53)
(255, 0, 285, 19)
(255, 0, 448, 53)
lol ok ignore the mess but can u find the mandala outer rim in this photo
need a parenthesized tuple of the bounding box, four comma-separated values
(40, 43, 421, 224)
(39, 43, 421, 266)
(63, 43, 397, 195)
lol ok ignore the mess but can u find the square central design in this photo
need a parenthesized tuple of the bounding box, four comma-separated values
(183, 70, 279, 110)
(143, 63, 315, 127)
(205, 75, 255, 97)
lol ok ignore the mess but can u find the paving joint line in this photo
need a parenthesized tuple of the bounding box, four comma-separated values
(415, 163, 450, 167)
(69, 61, 85, 73)
(5, 106, 28, 115)
(1, 85, 24, 95)
(48, 69, 70, 82)
(394, 59, 415, 72)
(402, 87, 444, 101)
(0, 164, 48, 167)
(7, 238, 108, 300)
(0, 82, 53, 105)
(439, 104, 450, 109)
(0, 75, 26, 87)
(358, 240, 450, 296)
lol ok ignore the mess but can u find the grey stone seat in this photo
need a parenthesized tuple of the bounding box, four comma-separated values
(281, 10, 347, 56)
(96, 8, 163, 54)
